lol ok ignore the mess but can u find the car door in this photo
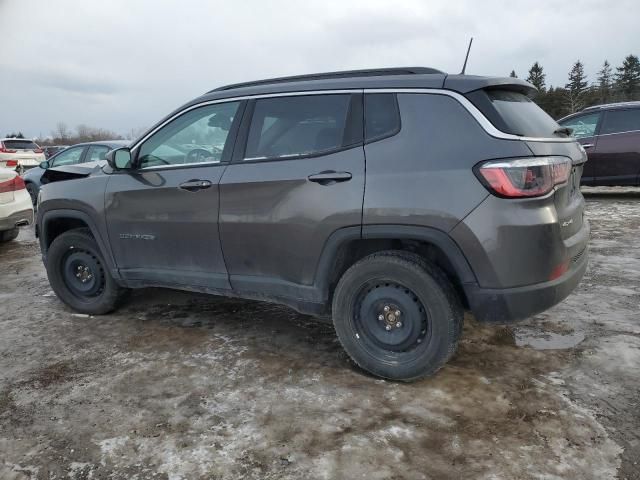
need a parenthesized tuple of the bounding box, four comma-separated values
(591, 109, 640, 186)
(39, 145, 87, 186)
(104, 100, 244, 290)
(218, 92, 365, 297)
(50, 145, 87, 168)
(559, 111, 601, 185)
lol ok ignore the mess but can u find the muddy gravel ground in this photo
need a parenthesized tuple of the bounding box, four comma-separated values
(1, 189, 639, 480)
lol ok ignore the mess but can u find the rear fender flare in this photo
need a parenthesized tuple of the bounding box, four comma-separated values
(313, 224, 478, 299)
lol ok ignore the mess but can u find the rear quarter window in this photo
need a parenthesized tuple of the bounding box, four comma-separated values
(600, 109, 640, 135)
(365, 93, 401, 142)
(466, 89, 562, 138)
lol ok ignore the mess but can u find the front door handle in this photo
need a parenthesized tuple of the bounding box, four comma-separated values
(308, 171, 352, 185)
(179, 179, 212, 192)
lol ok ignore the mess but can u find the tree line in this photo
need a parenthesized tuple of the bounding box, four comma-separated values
(6, 55, 640, 142)
(512, 54, 640, 119)
(4, 123, 145, 145)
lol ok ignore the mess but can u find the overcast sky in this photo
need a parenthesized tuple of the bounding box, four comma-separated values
(1, 0, 638, 139)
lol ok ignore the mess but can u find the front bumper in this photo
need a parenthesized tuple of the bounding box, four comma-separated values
(465, 244, 588, 323)
(0, 207, 33, 231)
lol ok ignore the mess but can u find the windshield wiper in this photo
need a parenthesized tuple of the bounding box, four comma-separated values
(553, 127, 573, 137)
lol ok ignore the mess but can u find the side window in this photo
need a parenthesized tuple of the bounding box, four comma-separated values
(600, 109, 640, 135)
(85, 145, 110, 162)
(365, 93, 400, 142)
(244, 94, 355, 161)
(559, 112, 600, 139)
(51, 147, 84, 167)
(138, 101, 240, 168)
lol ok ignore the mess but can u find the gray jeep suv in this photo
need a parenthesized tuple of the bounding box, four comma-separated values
(36, 67, 589, 381)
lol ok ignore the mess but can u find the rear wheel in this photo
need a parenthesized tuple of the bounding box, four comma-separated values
(46, 228, 128, 314)
(25, 182, 38, 206)
(332, 251, 463, 381)
(0, 228, 19, 243)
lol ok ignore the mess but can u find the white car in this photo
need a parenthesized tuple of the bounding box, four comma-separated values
(0, 138, 46, 172)
(0, 167, 33, 242)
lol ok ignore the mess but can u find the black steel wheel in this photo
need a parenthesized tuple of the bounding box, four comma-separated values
(61, 248, 105, 298)
(46, 228, 128, 314)
(332, 251, 463, 381)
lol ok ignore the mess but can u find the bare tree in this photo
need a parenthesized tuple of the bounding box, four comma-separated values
(127, 127, 147, 140)
(53, 122, 70, 142)
(76, 124, 91, 141)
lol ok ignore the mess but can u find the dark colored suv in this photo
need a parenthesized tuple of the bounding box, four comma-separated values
(36, 67, 589, 380)
(558, 101, 640, 186)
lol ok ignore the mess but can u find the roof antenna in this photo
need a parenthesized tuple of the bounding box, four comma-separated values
(460, 37, 473, 74)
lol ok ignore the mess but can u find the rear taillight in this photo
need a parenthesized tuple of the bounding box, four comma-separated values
(475, 156, 571, 198)
(5, 160, 18, 168)
(0, 147, 18, 153)
(0, 176, 26, 193)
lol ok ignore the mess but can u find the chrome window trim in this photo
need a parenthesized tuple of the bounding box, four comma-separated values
(597, 129, 640, 137)
(133, 87, 574, 171)
(139, 160, 223, 172)
(365, 88, 574, 143)
(132, 91, 358, 156)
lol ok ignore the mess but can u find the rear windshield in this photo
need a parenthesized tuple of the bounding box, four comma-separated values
(3, 140, 39, 150)
(486, 90, 561, 138)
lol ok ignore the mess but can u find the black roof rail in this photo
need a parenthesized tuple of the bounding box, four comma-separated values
(210, 67, 445, 92)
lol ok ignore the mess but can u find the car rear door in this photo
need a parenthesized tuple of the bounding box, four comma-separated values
(591, 109, 640, 186)
(218, 92, 365, 298)
(558, 112, 601, 186)
(104, 100, 244, 290)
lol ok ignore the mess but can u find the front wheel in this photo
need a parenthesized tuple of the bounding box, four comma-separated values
(45, 228, 128, 314)
(0, 228, 19, 243)
(332, 251, 463, 381)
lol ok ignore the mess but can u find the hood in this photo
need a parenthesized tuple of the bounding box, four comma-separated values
(41, 161, 106, 184)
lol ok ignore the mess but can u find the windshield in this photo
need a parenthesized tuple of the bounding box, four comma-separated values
(486, 90, 561, 138)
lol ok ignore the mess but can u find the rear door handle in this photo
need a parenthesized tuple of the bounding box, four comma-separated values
(582, 143, 594, 149)
(308, 171, 352, 185)
(179, 179, 212, 192)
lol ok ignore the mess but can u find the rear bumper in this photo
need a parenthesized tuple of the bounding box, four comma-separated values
(0, 207, 33, 231)
(466, 244, 588, 323)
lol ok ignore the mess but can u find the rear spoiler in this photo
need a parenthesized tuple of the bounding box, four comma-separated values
(443, 75, 537, 96)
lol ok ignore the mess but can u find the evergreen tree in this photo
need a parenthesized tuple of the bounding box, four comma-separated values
(5, 132, 25, 138)
(564, 60, 589, 113)
(526, 62, 546, 92)
(509, 70, 517, 78)
(597, 60, 613, 103)
(614, 54, 640, 100)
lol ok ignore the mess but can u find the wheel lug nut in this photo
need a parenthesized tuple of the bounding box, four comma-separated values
(383, 305, 390, 312)
(385, 325, 392, 331)
(378, 314, 384, 321)
(395, 310, 401, 316)
(396, 322, 402, 328)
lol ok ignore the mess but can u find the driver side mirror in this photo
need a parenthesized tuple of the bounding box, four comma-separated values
(39, 160, 50, 170)
(106, 147, 133, 170)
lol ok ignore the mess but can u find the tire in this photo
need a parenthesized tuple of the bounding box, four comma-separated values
(45, 228, 128, 314)
(332, 250, 463, 381)
(0, 228, 19, 243)
(25, 182, 38, 206)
